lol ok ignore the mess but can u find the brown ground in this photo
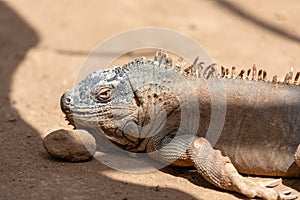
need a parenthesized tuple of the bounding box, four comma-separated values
(1, 0, 300, 199)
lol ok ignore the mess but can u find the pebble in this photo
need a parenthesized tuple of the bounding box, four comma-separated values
(43, 129, 96, 162)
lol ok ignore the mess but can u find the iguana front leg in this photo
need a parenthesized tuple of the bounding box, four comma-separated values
(147, 135, 297, 200)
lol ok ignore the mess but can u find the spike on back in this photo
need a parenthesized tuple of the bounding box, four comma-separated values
(225, 68, 230, 78)
(205, 63, 217, 79)
(252, 64, 257, 80)
(154, 49, 172, 68)
(231, 66, 236, 78)
(246, 69, 251, 80)
(272, 75, 278, 83)
(238, 70, 245, 79)
(258, 69, 263, 81)
(124, 50, 299, 86)
(263, 70, 267, 82)
(196, 62, 205, 78)
(221, 66, 225, 78)
(295, 72, 300, 85)
(284, 67, 294, 84)
(183, 57, 199, 76)
(175, 57, 186, 73)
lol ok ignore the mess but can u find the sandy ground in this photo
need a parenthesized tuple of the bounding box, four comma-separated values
(1, 0, 300, 199)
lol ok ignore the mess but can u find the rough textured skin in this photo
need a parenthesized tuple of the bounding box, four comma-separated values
(60, 50, 300, 200)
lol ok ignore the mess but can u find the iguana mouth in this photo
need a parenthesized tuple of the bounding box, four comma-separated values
(61, 90, 140, 129)
(64, 114, 75, 127)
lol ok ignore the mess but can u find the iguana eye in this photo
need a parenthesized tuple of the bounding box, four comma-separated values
(95, 85, 114, 102)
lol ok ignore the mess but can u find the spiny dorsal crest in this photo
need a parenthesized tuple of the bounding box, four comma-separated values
(123, 49, 300, 86)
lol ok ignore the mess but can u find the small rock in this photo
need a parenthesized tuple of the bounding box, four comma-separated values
(43, 129, 96, 162)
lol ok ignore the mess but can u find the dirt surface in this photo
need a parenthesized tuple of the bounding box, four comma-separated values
(1, 0, 300, 199)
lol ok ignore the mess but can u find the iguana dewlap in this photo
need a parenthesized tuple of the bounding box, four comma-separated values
(60, 50, 300, 200)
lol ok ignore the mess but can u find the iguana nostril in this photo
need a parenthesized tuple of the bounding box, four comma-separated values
(61, 92, 73, 105)
(66, 97, 71, 104)
(60, 93, 73, 113)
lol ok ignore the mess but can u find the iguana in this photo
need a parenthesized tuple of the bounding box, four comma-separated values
(60, 50, 300, 200)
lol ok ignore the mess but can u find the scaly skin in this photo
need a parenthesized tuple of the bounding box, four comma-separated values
(60, 50, 300, 199)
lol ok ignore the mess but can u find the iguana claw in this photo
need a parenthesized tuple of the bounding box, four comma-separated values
(259, 180, 298, 200)
(277, 190, 298, 200)
(259, 179, 282, 188)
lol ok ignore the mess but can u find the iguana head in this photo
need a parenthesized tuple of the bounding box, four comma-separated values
(60, 66, 143, 148)
(60, 51, 201, 150)
(60, 50, 218, 150)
